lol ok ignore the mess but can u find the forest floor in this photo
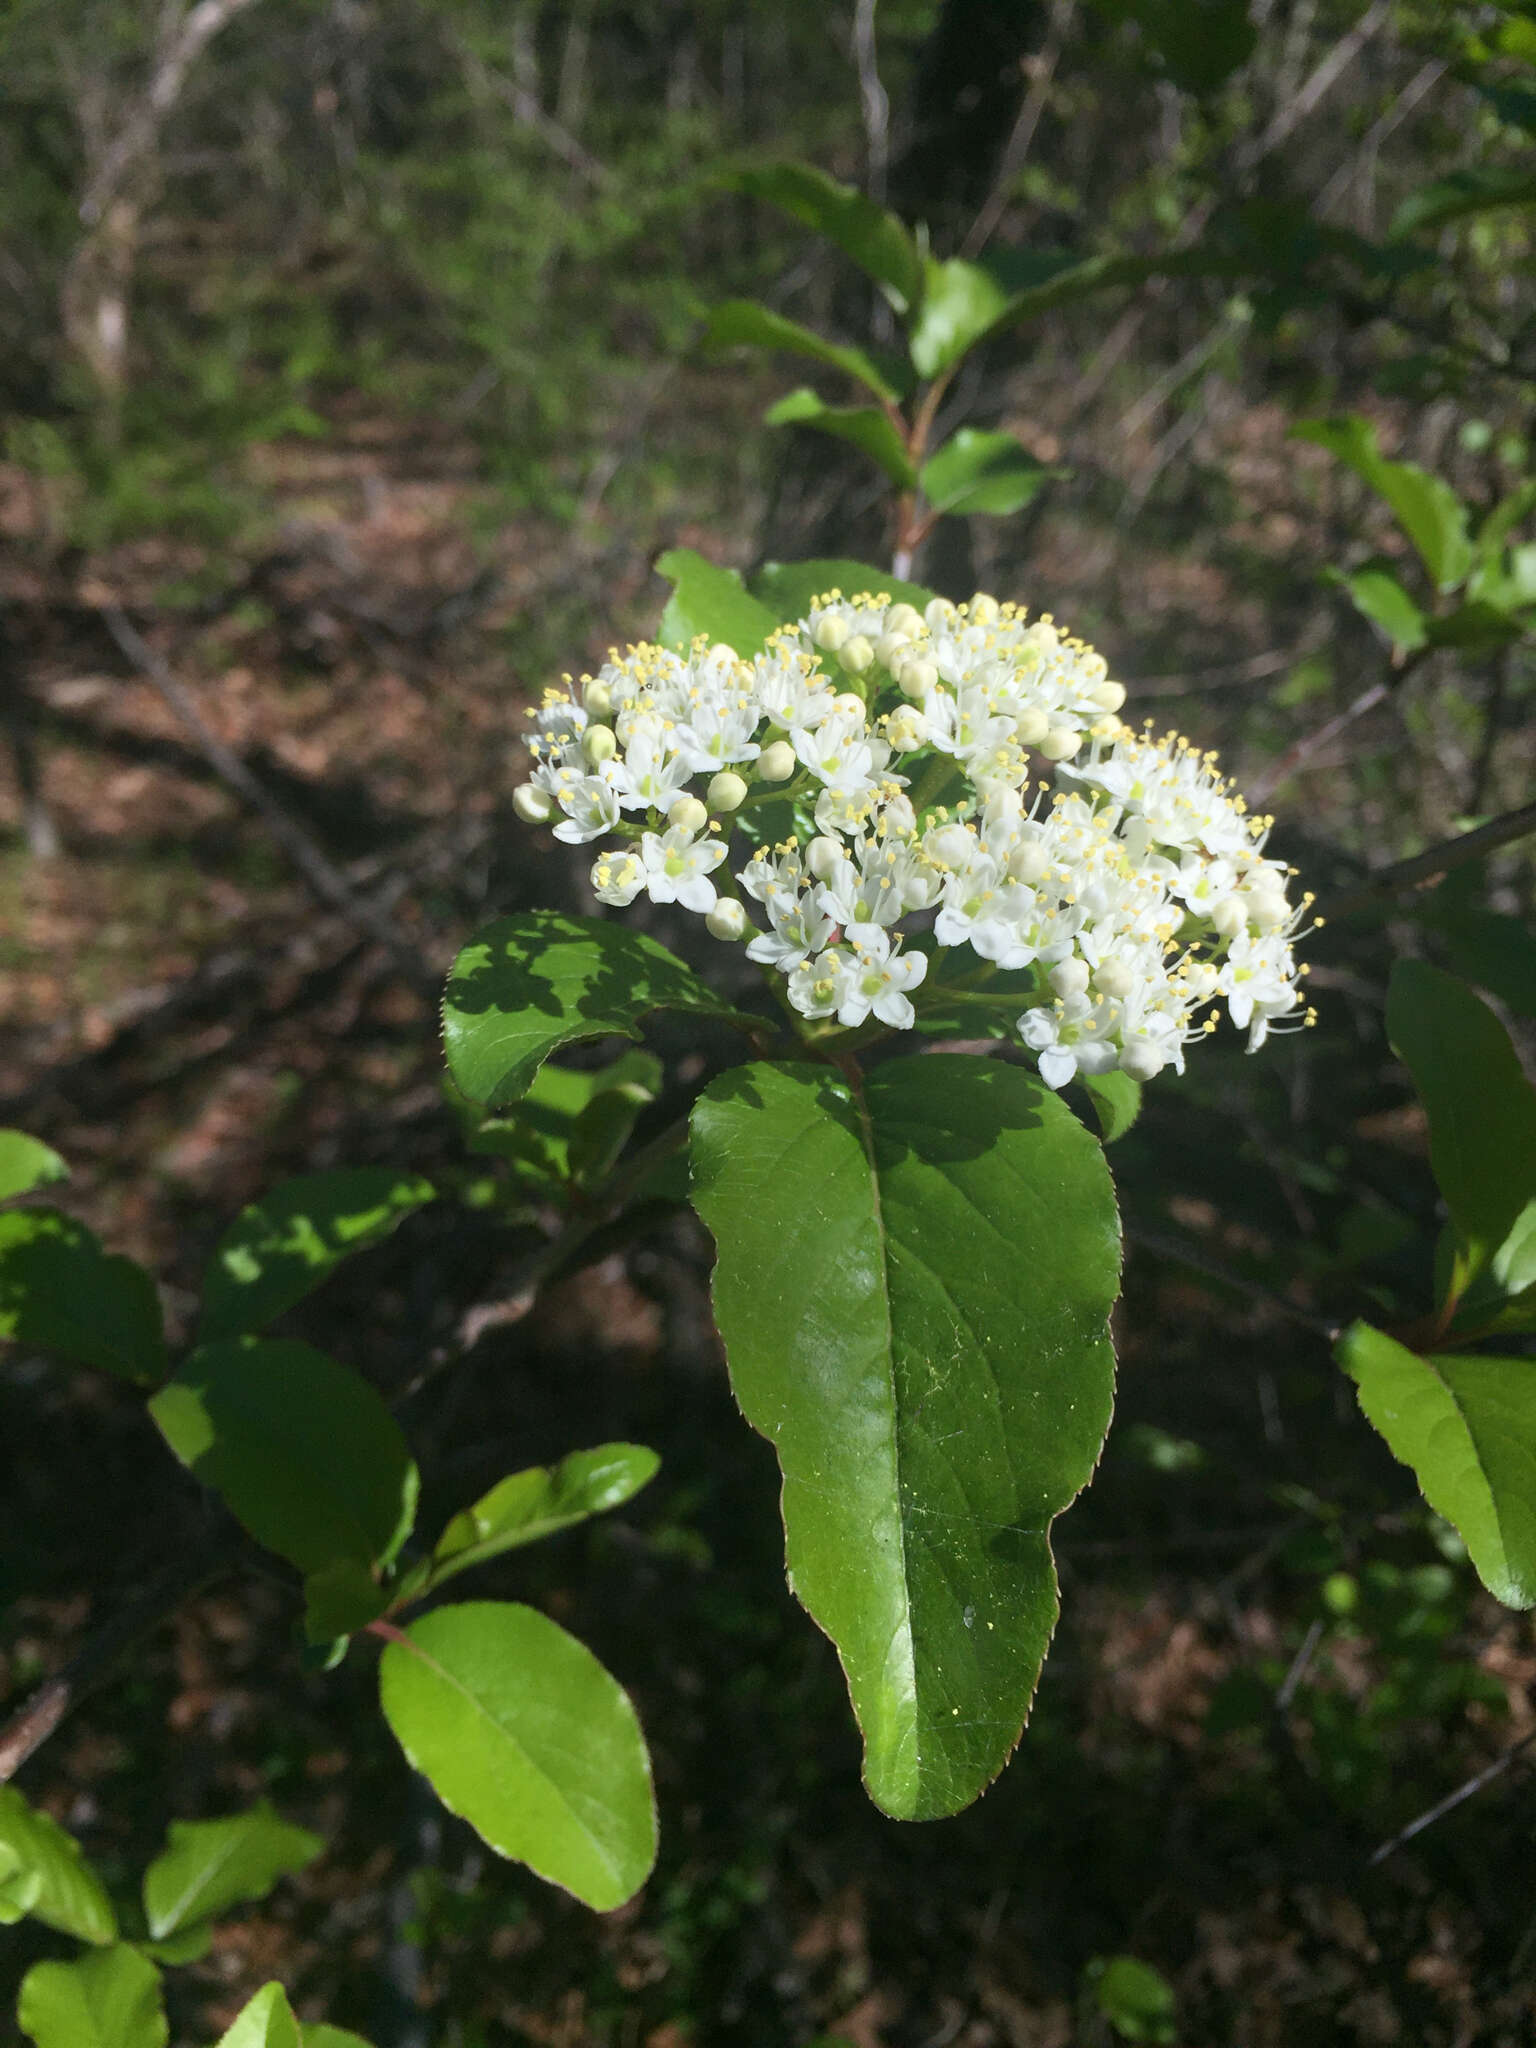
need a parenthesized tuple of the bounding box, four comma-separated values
(3, 387, 1535, 2048)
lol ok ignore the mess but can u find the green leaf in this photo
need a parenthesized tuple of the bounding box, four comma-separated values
(302, 1559, 393, 1644)
(749, 559, 938, 623)
(442, 910, 746, 1111)
(1118, 0, 1256, 96)
(0, 1130, 67, 1203)
(1390, 165, 1536, 241)
(429, 1443, 661, 1590)
(214, 1983, 300, 2048)
(690, 1055, 1120, 1819)
(18, 1948, 166, 2048)
(1473, 476, 1536, 573)
(730, 161, 924, 311)
(134, 1922, 213, 1965)
(200, 1169, 435, 1342)
(908, 256, 1019, 378)
(1387, 960, 1536, 1297)
(1293, 416, 1472, 592)
(699, 299, 906, 404)
(1430, 905, 1536, 1021)
(1425, 601, 1525, 652)
(0, 1208, 166, 1385)
(1087, 1953, 1178, 2045)
(149, 1338, 418, 1575)
(450, 1051, 661, 1191)
(301, 2029, 375, 2048)
(0, 1847, 43, 1925)
(1081, 1070, 1143, 1143)
(378, 1601, 657, 1911)
(141, 1802, 322, 1941)
(764, 388, 916, 490)
(918, 429, 1060, 517)
(1325, 561, 1427, 651)
(0, 1787, 117, 1943)
(1337, 1321, 1536, 1609)
(653, 545, 780, 656)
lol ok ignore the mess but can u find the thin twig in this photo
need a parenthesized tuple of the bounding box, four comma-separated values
(100, 606, 426, 979)
(960, 0, 1074, 260)
(1126, 1226, 1340, 1340)
(1247, 680, 1391, 804)
(1275, 1615, 1326, 1712)
(1320, 800, 1536, 919)
(1367, 1729, 1536, 1868)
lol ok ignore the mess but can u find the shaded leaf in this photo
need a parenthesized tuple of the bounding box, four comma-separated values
(1425, 601, 1525, 653)
(1391, 165, 1536, 241)
(690, 1056, 1120, 1819)
(142, 1802, 322, 1941)
(0, 1130, 67, 1203)
(749, 559, 937, 623)
(150, 1338, 418, 1575)
(201, 1170, 434, 1342)
(18, 1948, 166, 2048)
(1293, 415, 1472, 591)
(0, 1787, 116, 1943)
(301, 2029, 376, 2048)
(765, 388, 916, 489)
(919, 429, 1060, 517)
(443, 910, 747, 1111)
(1081, 1070, 1143, 1143)
(1325, 562, 1426, 651)
(134, 1923, 213, 1965)
(1087, 1952, 1178, 2044)
(731, 161, 923, 311)
(0, 1209, 165, 1385)
(1387, 960, 1536, 1299)
(303, 1559, 395, 1644)
(1337, 1321, 1536, 1609)
(700, 299, 906, 404)
(378, 1601, 656, 1911)
(430, 1443, 661, 1590)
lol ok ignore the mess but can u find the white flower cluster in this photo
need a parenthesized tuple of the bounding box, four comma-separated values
(512, 591, 1314, 1088)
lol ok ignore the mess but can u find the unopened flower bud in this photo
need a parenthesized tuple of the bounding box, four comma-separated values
(924, 598, 952, 629)
(898, 657, 937, 699)
(582, 724, 617, 765)
(583, 678, 613, 718)
(1049, 957, 1091, 1000)
(840, 633, 875, 675)
(513, 783, 554, 823)
(874, 631, 912, 670)
(1094, 959, 1135, 1001)
(668, 795, 708, 836)
(885, 603, 923, 637)
(1022, 620, 1059, 654)
(902, 873, 937, 910)
(705, 900, 747, 941)
(1014, 707, 1050, 746)
(814, 614, 849, 652)
(1183, 962, 1219, 1001)
(927, 823, 972, 868)
(1010, 840, 1049, 885)
(832, 692, 866, 721)
(969, 593, 999, 625)
(1119, 1040, 1166, 1082)
(1210, 895, 1248, 939)
(1089, 680, 1126, 713)
(1039, 725, 1083, 761)
(1247, 889, 1289, 932)
(757, 740, 796, 782)
(806, 835, 844, 881)
(707, 770, 748, 813)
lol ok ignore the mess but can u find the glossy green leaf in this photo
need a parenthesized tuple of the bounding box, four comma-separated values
(0, 1845, 43, 1925)
(1337, 1321, 1536, 1609)
(1390, 165, 1536, 241)
(1293, 416, 1472, 591)
(1387, 960, 1536, 1296)
(18, 1947, 166, 2048)
(908, 256, 1019, 378)
(141, 1802, 323, 1941)
(378, 1601, 657, 1910)
(200, 1169, 434, 1342)
(443, 910, 746, 1110)
(749, 559, 937, 623)
(690, 1055, 1120, 1819)
(765, 388, 916, 489)
(430, 1443, 661, 1590)
(919, 429, 1059, 517)
(653, 545, 780, 656)
(214, 1983, 300, 2048)
(149, 1338, 418, 1575)
(0, 1787, 117, 1943)
(0, 1209, 166, 1385)
(0, 1131, 67, 1203)
(450, 1050, 661, 1192)
(731, 161, 924, 311)
(1081, 1070, 1142, 1144)
(1087, 1953, 1178, 2045)
(700, 299, 905, 404)
(1325, 562, 1426, 651)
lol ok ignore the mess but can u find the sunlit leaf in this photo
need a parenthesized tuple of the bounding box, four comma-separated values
(214, 1982, 300, 2048)
(429, 1443, 661, 1590)
(749, 559, 937, 622)
(653, 544, 780, 655)
(765, 388, 916, 490)
(0, 1208, 165, 1385)
(378, 1601, 656, 1910)
(18, 1948, 166, 2048)
(0, 1131, 67, 1203)
(700, 299, 907, 404)
(919, 429, 1060, 517)
(1324, 562, 1426, 651)
(730, 161, 924, 311)
(0, 1787, 116, 1943)
(142, 1802, 323, 1941)
(1293, 415, 1472, 591)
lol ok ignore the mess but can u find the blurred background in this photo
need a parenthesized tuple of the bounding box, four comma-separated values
(2, 2, 1535, 2043)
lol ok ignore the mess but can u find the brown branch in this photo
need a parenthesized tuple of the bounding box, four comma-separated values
(1321, 801, 1536, 920)
(960, 0, 1074, 261)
